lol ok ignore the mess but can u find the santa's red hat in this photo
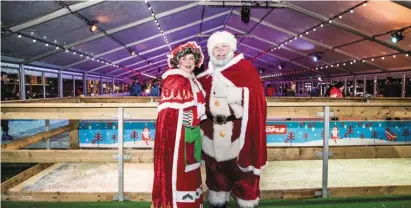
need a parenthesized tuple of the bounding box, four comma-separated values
(207, 31, 237, 57)
(167, 41, 204, 69)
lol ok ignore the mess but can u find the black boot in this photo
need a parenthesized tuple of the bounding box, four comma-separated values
(238, 206, 258, 208)
(2, 132, 13, 141)
(212, 203, 227, 208)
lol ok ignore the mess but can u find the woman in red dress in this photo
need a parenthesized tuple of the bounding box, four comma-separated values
(152, 42, 206, 208)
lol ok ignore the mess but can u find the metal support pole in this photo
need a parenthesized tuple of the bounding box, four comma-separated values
(83, 73, 87, 96)
(45, 119, 50, 150)
(100, 76, 104, 95)
(320, 83, 323, 96)
(58, 69, 63, 98)
(19, 64, 26, 100)
(112, 78, 115, 94)
(73, 75, 76, 97)
(402, 74, 406, 98)
(353, 76, 357, 97)
(363, 77, 367, 97)
(42, 71, 46, 99)
(117, 107, 124, 201)
(322, 106, 330, 198)
(343, 78, 347, 97)
(373, 76, 377, 97)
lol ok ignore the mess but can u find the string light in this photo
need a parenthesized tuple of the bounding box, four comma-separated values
(16, 32, 143, 76)
(262, 53, 409, 78)
(265, 3, 362, 64)
(141, 73, 156, 79)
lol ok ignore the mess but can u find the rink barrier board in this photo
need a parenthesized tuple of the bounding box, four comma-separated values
(1, 99, 411, 202)
(74, 120, 411, 148)
(1, 103, 410, 120)
(2, 146, 411, 164)
(2, 185, 411, 202)
(3, 96, 410, 104)
(1, 124, 75, 150)
(1, 163, 53, 193)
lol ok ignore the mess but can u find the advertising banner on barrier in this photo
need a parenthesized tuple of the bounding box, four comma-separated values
(79, 120, 411, 148)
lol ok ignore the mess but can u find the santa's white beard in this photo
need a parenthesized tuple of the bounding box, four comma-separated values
(210, 51, 234, 68)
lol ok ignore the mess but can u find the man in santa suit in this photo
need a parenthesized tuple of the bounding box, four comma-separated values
(197, 31, 267, 208)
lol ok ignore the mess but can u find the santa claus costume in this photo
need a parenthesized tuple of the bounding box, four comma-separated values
(197, 31, 267, 208)
(152, 42, 207, 208)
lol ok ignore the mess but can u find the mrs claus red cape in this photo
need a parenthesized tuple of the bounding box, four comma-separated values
(197, 53, 268, 175)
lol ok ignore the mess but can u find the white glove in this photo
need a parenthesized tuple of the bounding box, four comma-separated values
(196, 104, 206, 119)
(213, 83, 228, 98)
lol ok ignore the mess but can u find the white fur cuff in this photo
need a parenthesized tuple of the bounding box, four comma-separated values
(226, 87, 243, 105)
(237, 197, 260, 208)
(208, 190, 231, 206)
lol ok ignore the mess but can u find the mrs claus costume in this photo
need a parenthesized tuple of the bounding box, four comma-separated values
(152, 42, 206, 208)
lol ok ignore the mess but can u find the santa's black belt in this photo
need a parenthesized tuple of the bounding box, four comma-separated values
(207, 113, 237, 125)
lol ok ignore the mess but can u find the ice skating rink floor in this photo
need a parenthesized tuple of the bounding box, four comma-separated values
(10, 158, 411, 193)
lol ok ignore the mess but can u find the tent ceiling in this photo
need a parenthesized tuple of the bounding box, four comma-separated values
(1, 1, 410, 81)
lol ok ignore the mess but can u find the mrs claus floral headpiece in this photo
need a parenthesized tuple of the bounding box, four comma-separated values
(167, 41, 204, 69)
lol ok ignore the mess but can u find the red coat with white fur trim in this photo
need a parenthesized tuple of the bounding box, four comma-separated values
(197, 54, 267, 175)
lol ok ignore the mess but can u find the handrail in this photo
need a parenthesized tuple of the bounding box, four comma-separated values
(1, 102, 410, 108)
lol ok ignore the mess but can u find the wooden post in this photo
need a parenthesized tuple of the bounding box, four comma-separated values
(69, 120, 80, 149)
